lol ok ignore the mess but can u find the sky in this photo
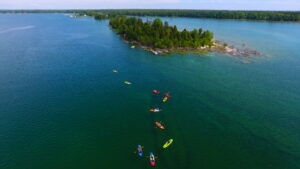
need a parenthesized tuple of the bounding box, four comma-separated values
(0, 0, 300, 11)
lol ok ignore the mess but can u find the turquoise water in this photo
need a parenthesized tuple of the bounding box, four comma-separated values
(0, 14, 300, 169)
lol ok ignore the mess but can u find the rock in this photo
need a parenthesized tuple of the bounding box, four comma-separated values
(151, 50, 158, 55)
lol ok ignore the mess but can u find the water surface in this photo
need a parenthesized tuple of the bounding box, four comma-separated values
(0, 14, 300, 169)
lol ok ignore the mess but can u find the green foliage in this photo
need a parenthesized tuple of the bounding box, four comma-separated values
(100, 9, 300, 22)
(1, 10, 299, 22)
(109, 16, 214, 49)
(82, 11, 109, 20)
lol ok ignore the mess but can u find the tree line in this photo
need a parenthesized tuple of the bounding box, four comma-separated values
(101, 10, 300, 22)
(109, 16, 214, 49)
(2, 10, 299, 22)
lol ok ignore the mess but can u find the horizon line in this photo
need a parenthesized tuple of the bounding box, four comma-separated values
(0, 9, 300, 12)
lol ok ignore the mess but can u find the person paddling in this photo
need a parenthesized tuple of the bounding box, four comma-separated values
(146, 152, 158, 166)
(152, 90, 160, 94)
(134, 145, 144, 157)
(149, 108, 162, 112)
(165, 92, 171, 98)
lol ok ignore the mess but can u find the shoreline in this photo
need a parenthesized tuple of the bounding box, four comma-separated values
(124, 39, 261, 58)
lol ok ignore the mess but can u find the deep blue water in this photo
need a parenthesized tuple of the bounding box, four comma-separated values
(0, 14, 300, 169)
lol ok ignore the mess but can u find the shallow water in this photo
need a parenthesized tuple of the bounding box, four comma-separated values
(0, 14, 300, 169)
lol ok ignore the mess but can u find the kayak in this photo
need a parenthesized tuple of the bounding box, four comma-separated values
(150, 108, 161, 112)
(152, 90, 160, 94)
(124, 81, 132, 85)
(163, 139, 173, 149)
(155, 122, 165, 130)
(165, 92, 171, 98)
(137, 145, 143, 157)
(149, 152, 156, 166)
(112, 69, 118, 73)
(162, 97, 168, 102)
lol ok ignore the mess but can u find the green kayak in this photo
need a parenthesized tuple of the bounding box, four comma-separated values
(163, 139, 173, 149)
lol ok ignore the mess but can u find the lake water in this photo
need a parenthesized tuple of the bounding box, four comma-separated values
(0, 14, 299, 169)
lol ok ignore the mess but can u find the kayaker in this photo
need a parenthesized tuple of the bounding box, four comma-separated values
(155, 121, 165, 130)
(147, 152, 158, 166)
(163, 139, 173, 149)
(162, 96, 168, 102)
(150, 108, 162, 112)
(150, 153, 155, 166)
(152, 90, 160, 94)
(124, 81, 132, 85)
(134, 145, 143, 157)
(165, 92, 171, 98)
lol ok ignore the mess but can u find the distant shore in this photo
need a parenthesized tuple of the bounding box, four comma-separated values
(2, 9, 300, 22)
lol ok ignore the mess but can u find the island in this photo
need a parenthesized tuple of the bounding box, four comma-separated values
(109, 16, 260, 58)
(109, 16, 215, 54)
(70, 11, 109, 19)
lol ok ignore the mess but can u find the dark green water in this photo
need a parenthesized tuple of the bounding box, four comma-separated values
(0, 14, 300, 169)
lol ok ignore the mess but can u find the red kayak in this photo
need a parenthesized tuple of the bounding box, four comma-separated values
(152, 90, 160, 94)
(165, 92, 171, 98)
(149, 152, 156, 166)
(155, 122, 165, 130)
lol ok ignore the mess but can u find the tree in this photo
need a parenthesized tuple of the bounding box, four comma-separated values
(153, 18, 163, 29)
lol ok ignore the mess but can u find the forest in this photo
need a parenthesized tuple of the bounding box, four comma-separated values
(101, 10, 300, 21)
(1, 10, 299, 22)
(109, 16, 214, 49)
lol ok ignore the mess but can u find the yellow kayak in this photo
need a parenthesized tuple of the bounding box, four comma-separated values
(163, 139, 173, 149)
(124, 81, 132, 85)
(163, 96, 168, 102)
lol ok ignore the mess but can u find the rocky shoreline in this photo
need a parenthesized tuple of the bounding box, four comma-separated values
(125, 39, 261, 59)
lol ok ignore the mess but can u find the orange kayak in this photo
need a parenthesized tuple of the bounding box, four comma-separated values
(155, 122, 165, 130)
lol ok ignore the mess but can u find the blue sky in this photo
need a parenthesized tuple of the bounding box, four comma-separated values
(1, 0, 299, 11)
